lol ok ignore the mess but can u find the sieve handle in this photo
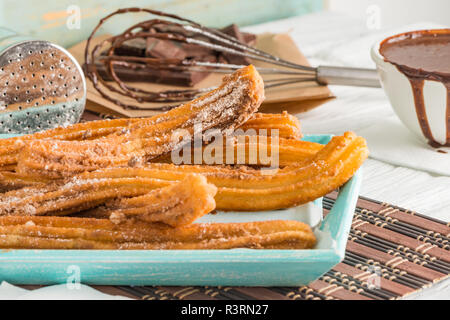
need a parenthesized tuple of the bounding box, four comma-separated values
(316, 65, 381, 88)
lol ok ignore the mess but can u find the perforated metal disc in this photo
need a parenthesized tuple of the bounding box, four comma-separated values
(0, 40, 86, 134)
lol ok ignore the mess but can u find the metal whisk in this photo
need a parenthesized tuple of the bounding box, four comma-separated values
(85, 8, 380, 111)
(171, 26, 380, 89)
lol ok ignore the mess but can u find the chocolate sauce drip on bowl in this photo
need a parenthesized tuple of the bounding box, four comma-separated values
(379, 29, 450, 147)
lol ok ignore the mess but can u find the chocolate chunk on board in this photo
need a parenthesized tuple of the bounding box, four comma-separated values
(97, 23, 256, 87)
(85, 62, 209, 87)
(145, 38, 187, 60)
(218, 24, 253, 65)
(113, 38, 147, 57)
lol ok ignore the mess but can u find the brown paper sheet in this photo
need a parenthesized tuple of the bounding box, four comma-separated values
(69, 33, 333, 118)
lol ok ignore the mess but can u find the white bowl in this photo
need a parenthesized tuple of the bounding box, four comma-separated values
(370, 31, 449, 146)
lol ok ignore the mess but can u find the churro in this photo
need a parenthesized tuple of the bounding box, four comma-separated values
(153, 136, 323, 166)
(4, 132, 368, 211)
(0, 118, 137, 170)
(0, 216, 316, 250)
(239, 111, 302, 139)
(0, 112, 300, 171)
(82, 132, 368, 211)
(101, 174, 216, 227)
(0, 174, 216, 227)
(0, 174, 165, 217)
(0, 137, 324, 190)
(14, 65, 264, 178)
(0, 170, 51, 191)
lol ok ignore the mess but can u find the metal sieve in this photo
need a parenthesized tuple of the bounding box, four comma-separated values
(0, 28, 86, 134)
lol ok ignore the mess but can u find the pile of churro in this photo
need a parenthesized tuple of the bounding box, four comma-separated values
(0, 65, 369, 250)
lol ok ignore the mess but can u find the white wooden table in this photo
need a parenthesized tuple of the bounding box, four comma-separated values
(244, 11, 449, 299)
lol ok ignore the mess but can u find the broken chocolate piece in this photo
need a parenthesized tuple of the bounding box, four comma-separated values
(113, 38, 147, 57)
(90, 10, 256, 93)
(218, 24, 253, 65)
(145, 38, 187, 60)
(85, 62, 209, 86)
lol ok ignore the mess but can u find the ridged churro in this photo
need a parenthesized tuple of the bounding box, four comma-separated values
(0, 216, 316, 250)
(101, 174, 216, 227)
(3, 132, 368, 211)
(0, 171, 51, 191)
(0, 118, 136, 170)
(2, 137, 320, 190)
(239, 111, 302, 139)
(0, 137, 324, 190)
(14, 65, 264, 178)
(0, 175, 166, 217)
(82, 132, 368, 211)
(0, 112, 300, 171)
(0, 174, 216, 227)
(153, 136, 323, 166)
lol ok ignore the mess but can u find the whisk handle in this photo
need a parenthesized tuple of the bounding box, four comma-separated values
(316, 66, 381, 88)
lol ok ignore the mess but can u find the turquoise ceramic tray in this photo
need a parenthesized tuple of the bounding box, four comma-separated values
(0, 134, 361, 286)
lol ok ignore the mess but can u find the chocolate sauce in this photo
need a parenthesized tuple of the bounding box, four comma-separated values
(380, 29, 450, 147)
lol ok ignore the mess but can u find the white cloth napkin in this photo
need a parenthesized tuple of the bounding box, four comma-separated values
(0, 281, 130, 300)
(357, 116, 450, 176)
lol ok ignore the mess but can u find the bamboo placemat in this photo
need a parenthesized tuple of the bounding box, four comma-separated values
(78, 111, 449, 300)
(91, 192, 448, 300)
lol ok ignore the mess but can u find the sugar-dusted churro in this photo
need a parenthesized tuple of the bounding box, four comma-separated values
(153, 136, 323, 166)
(0, 118, 138, 170)
(0, 112, 300, 172)
(0, 137, 323, 190)
(82, 132, 368, 211)
(0, 173, 216, 227)
(0, 113, 297, 171)
(8, 132, 367, 211)
(0, 216, 316, 250)
(0, 175, 165, 217)
(239, 111, 302, 139)
(14, 65, 264, 178)
(0, 137, 323, 191)
(101, 174, 216, 227)
(0, 170, 51, 191)
(7, 138, 321, 187)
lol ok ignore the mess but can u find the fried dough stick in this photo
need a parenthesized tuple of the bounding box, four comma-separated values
(238, 111, 302, 139)
(15, 65, 265, 178)
(3, 132, 368, 211)
(152, 136, 323, 166)
(1, 138, 323, 190)
(0, 138, 323, 190)
(0, 174, 216, 227)
(0, 118, 136, 171)
(0, 216, 316, 250)
(105, 174, 217, 227)
(84, 132, 368, 210)
(0, 112, 301, 171)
